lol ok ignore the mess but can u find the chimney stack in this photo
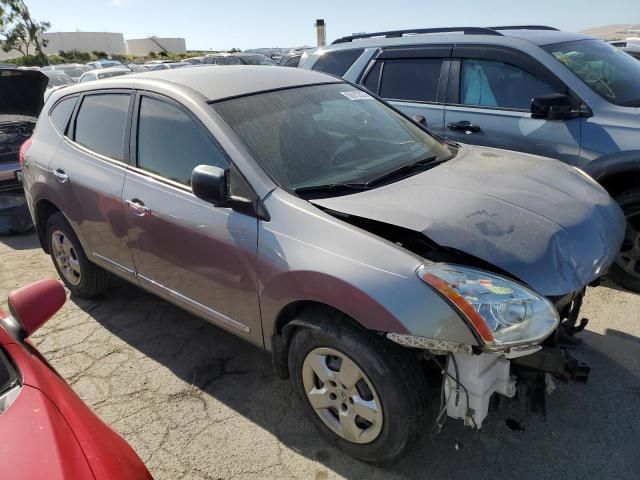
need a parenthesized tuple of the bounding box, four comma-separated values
(315, 19, 326, 47)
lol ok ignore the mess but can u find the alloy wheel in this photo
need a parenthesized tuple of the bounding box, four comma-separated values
(302, 347, 383, 444)
(616, 210, 640, 279)
(50, 229, 82, 286)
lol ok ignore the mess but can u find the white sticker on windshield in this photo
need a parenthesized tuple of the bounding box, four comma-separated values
(340, 91, 374, 101)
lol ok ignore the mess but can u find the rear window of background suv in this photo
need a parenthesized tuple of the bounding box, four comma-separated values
(311, 49, 365, 77)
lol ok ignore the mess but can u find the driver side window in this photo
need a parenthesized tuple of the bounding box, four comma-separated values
(136, 96, 228, 186)
(460, 59, 558, 110)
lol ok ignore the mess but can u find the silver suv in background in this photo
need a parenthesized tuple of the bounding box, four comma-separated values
(301, 25, 640, 292)
(22, 67, 624, 463)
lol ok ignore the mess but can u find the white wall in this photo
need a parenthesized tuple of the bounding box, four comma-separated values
(42, 32, 127, 55)
(126, 37, 187, 55)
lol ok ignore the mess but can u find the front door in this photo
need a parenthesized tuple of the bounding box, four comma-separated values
(444, 46, 582, 164)
(122, 93, 262, 345)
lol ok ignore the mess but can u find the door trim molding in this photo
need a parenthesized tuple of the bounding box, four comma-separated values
(92, 252, 135, 276)
(137, 274, 251, 333)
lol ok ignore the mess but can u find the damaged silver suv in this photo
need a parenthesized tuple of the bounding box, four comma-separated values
(23, 66, 625, 464)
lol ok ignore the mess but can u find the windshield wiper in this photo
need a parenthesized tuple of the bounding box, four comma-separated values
(294, 182, 371, 196)
(364, 155, 440, 187)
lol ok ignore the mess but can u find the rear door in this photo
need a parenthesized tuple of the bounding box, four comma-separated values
(122, 92, 262, 345)
(359, 45, 452, 136)
(443, 45, 582, 164)
(49, 90, 137, 278)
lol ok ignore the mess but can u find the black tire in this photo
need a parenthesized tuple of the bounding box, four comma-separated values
(45, 212, 110, 298)
(287, 308, 427, 465)
(609, 189, 640, 293)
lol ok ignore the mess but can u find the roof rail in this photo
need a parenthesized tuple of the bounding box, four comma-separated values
(488, 25, 559, 31)
(332, 27, 502, 44)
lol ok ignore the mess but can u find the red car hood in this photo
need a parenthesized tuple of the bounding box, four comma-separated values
(0, 328, 152, 480)
(0, 384, 94, 479)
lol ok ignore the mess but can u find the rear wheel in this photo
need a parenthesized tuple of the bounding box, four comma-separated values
(610, 189, 640, 293)
(287, 309, 427, 464)
(46, 212, 109, 298)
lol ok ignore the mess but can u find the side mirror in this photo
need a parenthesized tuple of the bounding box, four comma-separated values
(4, 279, 66, 340)
(191, 165, 230, 206)
(531, 93, 574, 120)
(412, 114, 427, 127)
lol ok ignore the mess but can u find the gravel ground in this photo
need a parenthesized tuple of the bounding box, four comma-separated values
(1, 232, 639, 480)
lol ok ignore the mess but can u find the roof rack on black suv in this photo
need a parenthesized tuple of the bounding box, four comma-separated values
(332, 25, 560, 44)
(332, 27, 502, 44)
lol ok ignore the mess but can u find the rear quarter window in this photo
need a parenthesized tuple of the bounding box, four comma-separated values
(311, 49, 365, 76)
(49, 96, 77, 134)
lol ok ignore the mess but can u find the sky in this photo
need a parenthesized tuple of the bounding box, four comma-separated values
(26, 0, 640, 51)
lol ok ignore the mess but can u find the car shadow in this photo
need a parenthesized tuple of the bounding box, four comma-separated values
(72, 283, 640, 480)
(0, 230, 39, 250)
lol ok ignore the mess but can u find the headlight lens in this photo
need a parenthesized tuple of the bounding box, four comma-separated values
(417, 264, 559, 350)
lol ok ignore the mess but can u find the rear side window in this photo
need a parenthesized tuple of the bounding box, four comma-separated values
(136, 96, 227, 185)
(283, 56, 300, 68)
(460, 59, 558, 110)
(74, 94, 130, 160)
(379, 58, 444, 102)
(311, 49, 364, 76)
(49, 96, 77, 134)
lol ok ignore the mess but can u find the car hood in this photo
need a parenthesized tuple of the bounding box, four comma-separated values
(0, 69, 47, 118)
(312, 146, 626, 297)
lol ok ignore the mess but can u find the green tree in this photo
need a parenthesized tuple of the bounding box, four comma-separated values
(0, 0, 50, 64)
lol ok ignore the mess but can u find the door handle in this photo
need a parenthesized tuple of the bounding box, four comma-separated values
(53, 169, 69, 183)
(447, 120, 481, 133)
(125, 199, 151, 216)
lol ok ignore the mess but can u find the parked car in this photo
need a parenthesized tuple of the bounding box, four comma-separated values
(622, 48, 640, 61)
(0, 69, 47, 233)
(279, 48, 314, 68)
(301, 25, 640, 292)
(41, 63, 90, 82)
(42, 70, 75, 88)
(181, 56, 204, 65)
(22, 66, 624, 463)
(0, 279, 153, 479)
(202, 53, 277, 65)
(86, 60, 123, 70)
(78, 66, 132, 83)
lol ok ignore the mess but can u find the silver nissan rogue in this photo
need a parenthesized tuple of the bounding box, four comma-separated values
(22, 66, 625, 464)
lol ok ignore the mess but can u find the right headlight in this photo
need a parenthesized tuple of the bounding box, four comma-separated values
(417, 264, 559, 351)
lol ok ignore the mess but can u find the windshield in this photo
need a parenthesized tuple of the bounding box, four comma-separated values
(212, 83, 452, 191)
(544, 39, 640, 107)
(44, 71, 74, 86)
(241, 55, 277, 66)
(60, 66, 88, 78)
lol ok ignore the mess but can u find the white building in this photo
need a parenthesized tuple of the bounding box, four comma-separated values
(43, 32, 127, 55)
(126, 37, 187, 55)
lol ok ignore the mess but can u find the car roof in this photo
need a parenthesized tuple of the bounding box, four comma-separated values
(55, 65, 340, 102)
(323, 27, 592, 52)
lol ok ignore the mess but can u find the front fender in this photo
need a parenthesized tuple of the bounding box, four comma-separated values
(582, 150, 640, 182)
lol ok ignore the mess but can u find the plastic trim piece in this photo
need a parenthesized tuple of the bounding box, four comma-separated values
(387, 333, 473, 354)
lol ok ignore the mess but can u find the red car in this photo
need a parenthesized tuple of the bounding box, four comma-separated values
(0, 279, 152, 479)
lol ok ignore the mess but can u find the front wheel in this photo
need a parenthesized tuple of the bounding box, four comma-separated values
(287, 310, 427, 464)
(610, 189, 640, 293)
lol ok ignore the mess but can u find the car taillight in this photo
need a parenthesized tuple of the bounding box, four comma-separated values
(19, 138, 32, 166)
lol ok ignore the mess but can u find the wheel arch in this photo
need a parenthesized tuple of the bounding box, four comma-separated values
(34, 198, 61, 253)
(583, 151, 640, 197)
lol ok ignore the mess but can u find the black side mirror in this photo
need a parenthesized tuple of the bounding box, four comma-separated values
(412, 114, 427, 127)
(191, 165, 229, 206)
(531, 93, 574, 120)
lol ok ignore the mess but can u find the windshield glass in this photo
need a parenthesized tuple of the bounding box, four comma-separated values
(60, 66, 88, 78)
(544, 39, 640, 107)
(212, 83, 452, 191)
(241, 55, 277, 66)
(44, 71, 74, 86)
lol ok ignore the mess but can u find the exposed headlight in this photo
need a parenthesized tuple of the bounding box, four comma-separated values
(417, 264, 559, 350)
